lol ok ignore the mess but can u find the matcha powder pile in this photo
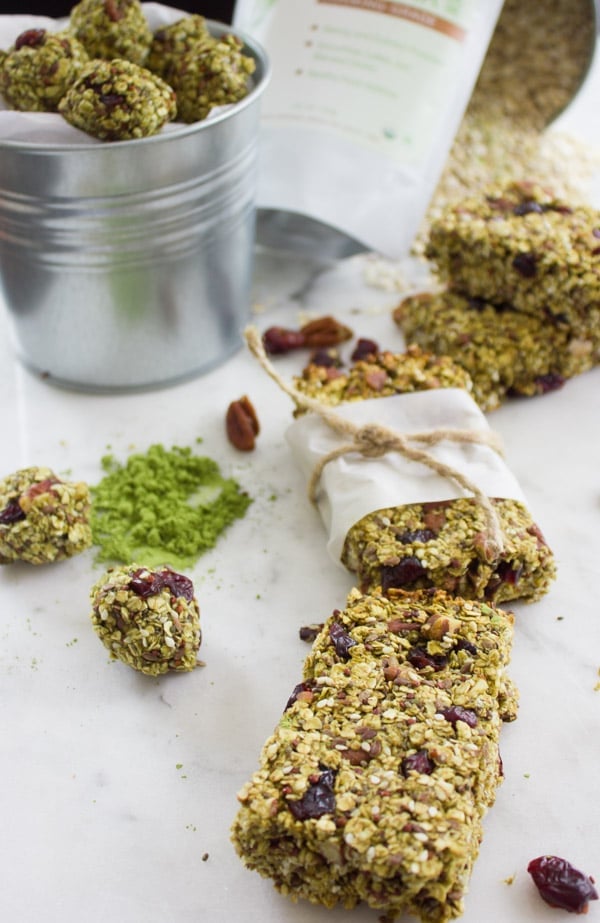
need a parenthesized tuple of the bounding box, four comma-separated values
(91, 444, 252, 569)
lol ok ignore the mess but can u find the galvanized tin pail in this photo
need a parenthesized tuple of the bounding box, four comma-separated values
(0, 24, 270, 391)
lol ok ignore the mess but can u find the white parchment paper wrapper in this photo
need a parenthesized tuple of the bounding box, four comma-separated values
(0, 4, 238, 144)
(286, 388, 526, 566)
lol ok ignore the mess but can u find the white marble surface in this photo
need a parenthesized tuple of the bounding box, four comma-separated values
(0, 243, 599, 923)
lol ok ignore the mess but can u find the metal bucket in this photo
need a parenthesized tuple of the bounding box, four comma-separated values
(0, 24, 270, 391)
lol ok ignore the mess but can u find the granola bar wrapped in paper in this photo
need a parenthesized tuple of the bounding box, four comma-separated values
(232, 587, 516, 922)
(243, 331, 555, 604)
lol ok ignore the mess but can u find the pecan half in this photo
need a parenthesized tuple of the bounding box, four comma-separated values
(226, 395, 260, 451)
(300, 315, 353, 348)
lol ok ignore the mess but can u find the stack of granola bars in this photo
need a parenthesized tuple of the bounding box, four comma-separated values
(395, 182, 600, 411)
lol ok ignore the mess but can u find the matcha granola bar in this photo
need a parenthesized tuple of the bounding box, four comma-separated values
(90, 563, 201, 675)
(293, 344, 473, 409)
(424, 182, 600, 330)
(0, 466, 91, 565)
(342, 497, 555, 604)
(69, 0, 153, 67)
(292, 345, 556, 604)
(393, 291, 599, 412)
(58, 58, 176, 141)
(232, 588, 516, 922)
(0, 28, 89, 112)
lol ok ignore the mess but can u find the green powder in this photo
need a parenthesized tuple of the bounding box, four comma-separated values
(90, 444, 251, 569)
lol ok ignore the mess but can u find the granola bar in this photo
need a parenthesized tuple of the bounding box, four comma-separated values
(89, 563, 201, 675)
(232, 588, 516, 922)
(0, 466, 91, 565)
(58, 58, 176, 141)
(342, 497, 555, 604)
(424, 182, 600, 329)
(293, 344, 473, 409)
(69, 0, 153, 66)
(393, 291, 599, 412)
(0, 29, 89, 112)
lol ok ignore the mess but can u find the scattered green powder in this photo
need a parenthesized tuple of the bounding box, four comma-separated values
(90, 444, 251, 569)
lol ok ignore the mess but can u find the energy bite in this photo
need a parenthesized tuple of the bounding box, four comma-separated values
(293, 344, 473, 409)
(69, 0, 153, 66)
(342, 497, 555, 604)
(0, 466, 91, 565)
(393, 291, 599, 411)
(145, 15, 212, 81)
(232, 588, 516, 922)
(424, 182, 600, 329)
(90, 563, 201, 675)
(58, 58, 176, 141)
(0, 28, 89, 112)
(167, 34, 255, 123)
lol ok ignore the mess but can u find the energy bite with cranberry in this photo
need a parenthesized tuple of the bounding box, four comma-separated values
(90, 563, 201, 675)
(167, 33, 255, 123)
(342, 497, 555, 604)
(393, 291, 599, 412)
(58, 58, 176, 141)
(0, 466, 91, 565)
(424, 181, 600, 330)
(69, 0, 153, 66)
(232, 588, 516, 922)
(0, 29, 89, 112)
(145, 15, 212, 81)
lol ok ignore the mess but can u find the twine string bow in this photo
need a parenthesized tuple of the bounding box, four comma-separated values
(244, 325, 505, 562)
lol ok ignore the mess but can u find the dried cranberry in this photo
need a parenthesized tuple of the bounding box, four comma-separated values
(381, 556, 426, 591)
(100, 93, 126, 110)
(0, 499, 26, 525)
(440, 705, 478, 727)
(299, 624, 323, 643)
(513, 201, 544, 216)
(15, 28, 46, 50)
(351, 338, 379, 361)
(396, 528, 436, 545)
(284, 681, 313, 711)
(512, 252, 538, 278)
(129, 567, 194, 602)
(494, 560, 523, 586)
(455, 638, 478, 656)
(262, 326, 306, 355)
(401, 749, 435, 776)
(535, 372, 565, 394)
(287, 768, 336, 820)
(309, 348, 342, 368)
(407, 646, 448, 671)
(329, 621, 356, 660)
(528, 855, 598, 914)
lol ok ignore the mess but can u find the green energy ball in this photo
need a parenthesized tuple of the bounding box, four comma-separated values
(69, 0, 152, 66)
(0, 466, 92, 565)
(146, 15, 213, 80)
(168, 34, 255, 123)
(58, 58, 177, 141)
(0, 28, 89, 112)
(90, 563, 202, 675)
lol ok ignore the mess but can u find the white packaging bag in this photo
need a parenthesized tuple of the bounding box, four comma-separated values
(234, 0, 504, 257)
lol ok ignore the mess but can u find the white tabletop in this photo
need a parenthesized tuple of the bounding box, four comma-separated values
(2, 24, 600, 920)
(0, 242, 599, 923)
